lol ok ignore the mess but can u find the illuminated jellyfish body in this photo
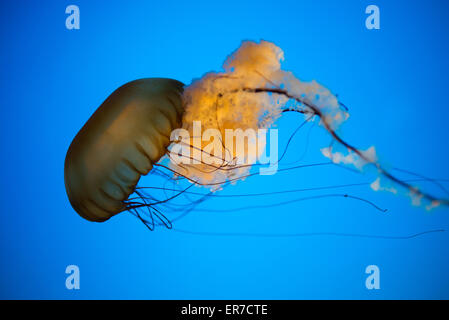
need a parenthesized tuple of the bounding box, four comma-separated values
(167, 40, 447, 209)
(65, 40, 448, 231)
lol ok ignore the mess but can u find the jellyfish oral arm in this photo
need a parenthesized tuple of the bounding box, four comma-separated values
(218, 85, 448, 207)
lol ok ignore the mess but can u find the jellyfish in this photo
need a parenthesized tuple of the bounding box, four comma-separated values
(64, 40, 448, 233)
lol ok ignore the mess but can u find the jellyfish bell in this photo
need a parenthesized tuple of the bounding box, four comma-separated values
(64, 78, 184, 222)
